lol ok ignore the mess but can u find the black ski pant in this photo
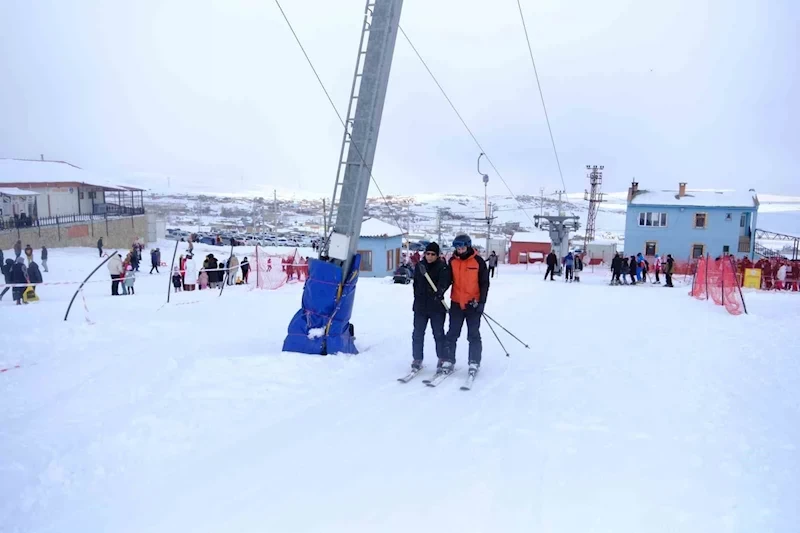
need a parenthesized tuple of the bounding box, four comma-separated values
(111, 275, 121, 295)
(544, 265, 555, 280)
(666, 273, 673, 287)
(445, 304, 482, 365)
(150, 263, 159, 274)
(98, 248, 103, 258)
(565, 266, 574, 280)
(630, 273, 636, 284)
(655, 270, 660, 282)
(489, 266, 495, 278)
(412, 310, 446, 361)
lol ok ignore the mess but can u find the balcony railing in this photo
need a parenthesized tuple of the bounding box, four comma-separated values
(1, 207, 145, 234)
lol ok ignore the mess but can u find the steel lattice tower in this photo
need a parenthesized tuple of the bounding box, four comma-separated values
(583, 165, 604, 250)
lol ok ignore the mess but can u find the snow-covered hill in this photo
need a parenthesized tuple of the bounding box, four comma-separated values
(1, 244, 798, 532)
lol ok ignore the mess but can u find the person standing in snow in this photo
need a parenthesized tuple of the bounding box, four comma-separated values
(652, 254, 662, 284)
(0, 258, 14, 301)
(97, 238, 104, 258)
(611, 253, 622, 285)
(227, 254, 240, 285)
(240, 256, 250, 284)
(664, 254, 675, 287)
(544, 250, 557, 281)
(24, 244, 33, 265)
(183, 254, 197, 291)
(563, 251, 575, 282)
(14, 240, 22, 259)
(11, 256, 29, 305)
(409, 242, 451, 372)
(150, 248, 160, 274)
(440, 234, 489, 375)
(123, 264, 136, 295)
(41, 246, 48, 272)
(629, 255, 638, 285)
(107, 253, 124, 295)
(198, 268, 209, 290)
(172, 266, 183, 292)
(487, 251, 498, 278)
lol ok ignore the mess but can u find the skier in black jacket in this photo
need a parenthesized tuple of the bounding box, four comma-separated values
(610, 253, 623, 285)
(544, 251, 558, 280)
(409, 242, 451, 371)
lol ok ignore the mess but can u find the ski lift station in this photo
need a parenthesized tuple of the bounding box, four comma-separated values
(356, 217, 406, 277)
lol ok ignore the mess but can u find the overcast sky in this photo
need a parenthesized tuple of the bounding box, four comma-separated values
(1, 0, 797, 198)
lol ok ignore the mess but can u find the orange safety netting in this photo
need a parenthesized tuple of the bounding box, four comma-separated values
(689, 255, 746, 315)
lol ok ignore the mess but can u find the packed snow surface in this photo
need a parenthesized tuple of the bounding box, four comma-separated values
(1, 243, 799, 532)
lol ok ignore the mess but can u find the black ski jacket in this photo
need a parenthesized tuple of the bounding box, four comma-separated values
(413, 259, 450, 314)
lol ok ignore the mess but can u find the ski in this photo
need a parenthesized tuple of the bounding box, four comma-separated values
(397, 368, 423, 383)
(426, 369, 455, 387)
(460, 369, 478, 391)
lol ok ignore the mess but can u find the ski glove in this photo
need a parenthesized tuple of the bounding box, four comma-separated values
(468, 299, 483, 310)
(435, 290, 445, 301)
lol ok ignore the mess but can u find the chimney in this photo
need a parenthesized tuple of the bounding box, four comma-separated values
(627, 180, 639, 203)
(678, 182, 687, 197)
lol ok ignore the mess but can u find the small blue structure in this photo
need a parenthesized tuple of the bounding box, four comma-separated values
(355, 218, 405, 277)
(624, 181, 759, 260)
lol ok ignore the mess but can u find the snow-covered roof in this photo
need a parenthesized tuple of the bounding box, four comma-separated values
(0, 187, 39, 196)
(0, 159, 145, 191)
(511, 230, 551, 243)
(630, 189, 758, 208)
(359, 218, 405, 238)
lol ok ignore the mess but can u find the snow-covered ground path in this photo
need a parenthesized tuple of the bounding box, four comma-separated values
(1, 244, 799, 532)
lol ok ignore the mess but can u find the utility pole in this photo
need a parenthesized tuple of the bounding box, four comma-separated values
(322, 198, 328, 238)
(436, 207, 443, 245)
(539, 187, 545, 217)
(273, 189, 278, 225)
(583, 164, 605, 252)
(555, 190, 565, 216)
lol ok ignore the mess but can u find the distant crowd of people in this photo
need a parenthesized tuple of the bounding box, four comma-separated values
(0, 240, 46, 304)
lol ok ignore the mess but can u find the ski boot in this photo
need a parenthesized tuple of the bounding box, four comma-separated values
(468, 361, 480, 375)
(411, 359, 423, 371)
(438, 361, 454, 375)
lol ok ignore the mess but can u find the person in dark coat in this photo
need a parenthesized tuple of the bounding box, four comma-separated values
(41, 246, 48, 272)
(14, 240, 22, 259)
(0, 258, 14, 301)
(664, 254, 675, 287)
(544, 250, 558, 281)
(409, 242, 451, 371)
(241, 257, 251, 283)
(629, 255, 638, 285)
(97, 238, 104, 257)
(27, 261, 43, 284)
(610, 253, 623, 285)
(11, 256, 29, 305)
(487, 251, 499, 278)
(207, 254, 220, 288)
(150, 248, 160, 274)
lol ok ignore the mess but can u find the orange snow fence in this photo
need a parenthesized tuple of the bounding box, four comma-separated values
(689, 255, 747, 315)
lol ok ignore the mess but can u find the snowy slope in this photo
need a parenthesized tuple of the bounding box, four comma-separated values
(1, 245, 799, 532)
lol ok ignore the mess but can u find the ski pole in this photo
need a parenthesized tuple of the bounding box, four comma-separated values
(483, 313, 510, 357)
(481, 312, 530, 349)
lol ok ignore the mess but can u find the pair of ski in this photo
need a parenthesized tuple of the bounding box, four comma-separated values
(397, 366, 477, 390)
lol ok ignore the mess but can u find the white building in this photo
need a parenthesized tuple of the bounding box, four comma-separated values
(0, 159, 145, 224)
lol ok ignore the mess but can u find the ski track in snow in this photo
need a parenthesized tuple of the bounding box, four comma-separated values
(1, 243, 799, 532)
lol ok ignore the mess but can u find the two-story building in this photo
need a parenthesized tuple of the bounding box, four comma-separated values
(624, 181, 759, 260)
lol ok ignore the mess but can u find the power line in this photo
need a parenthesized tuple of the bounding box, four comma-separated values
(515, 0, 567, 193)
(273, 0, 408, 236)
(398, 25, 536, 227)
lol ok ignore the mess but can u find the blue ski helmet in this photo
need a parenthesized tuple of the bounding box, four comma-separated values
(452, 234, 471, 249)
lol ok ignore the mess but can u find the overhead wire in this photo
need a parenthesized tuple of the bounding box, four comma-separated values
(397, 25, 537, 227)
(273, 0, 410, 238)
(515, 0, 567, 193)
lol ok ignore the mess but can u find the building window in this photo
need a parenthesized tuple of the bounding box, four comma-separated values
(645, 242, 657, 256)
(692, 244, 705, 259)
(358, 250, 372, 271)
(722, 245, 730, 254)
(79, 191, 85, 200)
(740, 213, 747, 227)
(386, 249, 394, 271)
(395, 248, 401, 269)
(88, 191, 97, 200)
(638, 212, 668, 227)
(694, 213, 707, 228)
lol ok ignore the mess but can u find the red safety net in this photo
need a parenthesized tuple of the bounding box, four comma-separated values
(689, 255, 746, 315)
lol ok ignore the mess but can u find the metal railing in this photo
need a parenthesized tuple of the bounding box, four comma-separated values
(1, 208, 145, 236)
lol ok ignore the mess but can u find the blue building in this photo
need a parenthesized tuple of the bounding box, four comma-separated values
(357, 218, 405, 277)
(624, 182, 759, 260)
